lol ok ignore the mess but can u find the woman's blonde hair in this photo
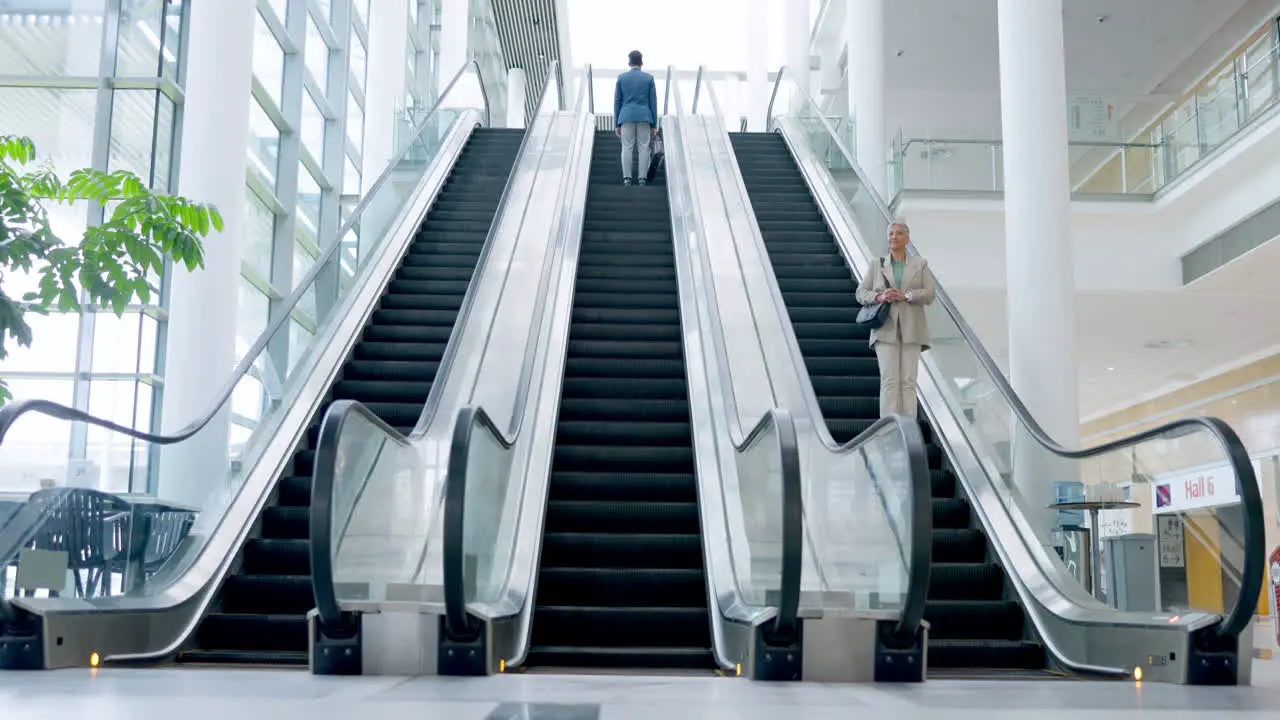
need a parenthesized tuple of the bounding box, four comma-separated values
(889, 221, 910, 235)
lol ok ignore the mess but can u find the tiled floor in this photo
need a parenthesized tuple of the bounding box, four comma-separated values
(1, 662, 1278, 719)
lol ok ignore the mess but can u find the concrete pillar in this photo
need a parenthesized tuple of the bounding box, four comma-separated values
(506, 67, 527, 128)
(996, 0, 1080, 542)
(159, 0, 256, 509)
(747, 0, 769, 130)
(846, 0, 887, 198)
(362, 0, 411, 183)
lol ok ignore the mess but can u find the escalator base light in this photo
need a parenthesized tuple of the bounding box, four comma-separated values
(1133, 667, 1143, 681)
(735, 663, 742, 677)
(89, 652, 100, 668)
(499, 658, 506, 673)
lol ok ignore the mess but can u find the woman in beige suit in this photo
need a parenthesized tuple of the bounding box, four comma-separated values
(855, 222, 935, 419)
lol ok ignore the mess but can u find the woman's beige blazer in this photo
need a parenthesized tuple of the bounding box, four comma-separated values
(854, 255, 936, 350)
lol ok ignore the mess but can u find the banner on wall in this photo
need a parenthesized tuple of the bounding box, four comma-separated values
(1270, 546, 1280, 648)
(1150, 460, 1262, 515)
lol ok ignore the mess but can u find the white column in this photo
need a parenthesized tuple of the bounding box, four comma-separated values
(785, 0, 812, 102)
(505, 67, 527, 128)
(159, 0, 256, 509)
(996, 0, 1080, 543)
(362, 0, 410, 183)
(846, 0, 887, 198)
(747, 0, 769, 130)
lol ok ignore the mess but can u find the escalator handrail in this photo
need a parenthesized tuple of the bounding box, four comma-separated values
(442, 404, 512, 636)
(733, 408, 803, 639)
(766, 64, 1263, 642)
(309, 400, 413, 631)
(686, 67, 933, 639)
(309, 61, 566, 633)
(0, 59, 491, 451)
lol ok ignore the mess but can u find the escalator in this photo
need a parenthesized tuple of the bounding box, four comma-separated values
(727, 131, 1046, 674)
(179, 127, 525, 666)
(526, 131, 714, 671)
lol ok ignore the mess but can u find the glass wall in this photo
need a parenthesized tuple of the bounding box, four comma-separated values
(0, 0, 447, 494)
(0, 0, 184, 495)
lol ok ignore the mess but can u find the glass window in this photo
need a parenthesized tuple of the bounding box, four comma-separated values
(162, 0, 184, 81)
(151, 94, 177, 192)
(91, 312, 155, 374)
(236, 278, 270, 361)
(296, 161, 322, 237)
(85, 379, 153, 493)
(243, 186, 277, 281)
(264, 0, 287, 22)
(116, 0, 167, 76)
(0, 3, 107, 76)
(253, 11, 286, 108)
(354, 0, 370, 27)
(343, 155, 361, 196)
(0, 378, 75, 492)
(349, 28, 368, 94)
(292, 244, 319, 321)
(315, 0, 334, 22)
(305, 14, 330, 86)
(107, 89, 159, 179)
(248, 99, 282, 186)
(347, 90, 365, 153)
(288, 319, 315, 372)
(300, 89, 327, 161)
(1, 314, 82, 374)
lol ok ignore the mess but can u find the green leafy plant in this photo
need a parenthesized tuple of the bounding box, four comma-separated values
(0, 135, 222, 403)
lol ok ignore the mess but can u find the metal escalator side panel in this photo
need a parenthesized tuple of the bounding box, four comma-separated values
(20, 112, 486, 670)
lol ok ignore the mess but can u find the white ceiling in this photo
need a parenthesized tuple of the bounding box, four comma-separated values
(947, 238, 1280, 421)
(883, 0, 1275, 137)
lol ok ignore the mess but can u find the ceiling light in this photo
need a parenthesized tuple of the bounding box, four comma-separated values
(1143, 338, 1193, 350)
(1106, 366, 1115, 372)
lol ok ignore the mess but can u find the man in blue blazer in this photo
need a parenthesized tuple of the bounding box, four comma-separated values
(614, 50, 658, 186)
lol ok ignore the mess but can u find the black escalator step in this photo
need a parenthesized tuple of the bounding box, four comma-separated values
(362, 323, 453, 344)
(393, 266, 476, 283)
(545, 500, 699, 534)
(556, 420, 691, 447)
(574, 279, 677, 296)
(332, 400, 424, 427)
(558, 397, 689, 422)
(928, 639, 1046, 671)
(331, 380, 433, 403)
(561, 377, 688, 401)
(195, 613, 308, 653)
(790, 322, 870, 341)
(220, 574, 314, 615)
(579, 230, 672, 244)
(930, 563, 1004, 601)
(241, 538, 309, 575)
(933, 528, 987, 564)
(548, 472, 697, 503)
(798, 338, 874, 358)
(567, 339, 682, 360)
(926, 600, 1027, 641)
(578, 253, 673, 269)
(817, 396, 879, 419)
(370, 308, 459, 326)
(786, 306, 860, 324)
(178, 649, 309, 666)
(536, 567, 705, 607)
(277, 475, 312, 507)
(812, 376, 880, 397)
(541, 533, 704, 569)
(824, 418, 878, 441)
(343, 359, 441, 382)
(576, 266, 676, 281)
(400, 253, 482, 269)
(564, 357, 685, 379)
(572, 292, 676, 310)
(532, 606, 710, 648)
(385, 278, 472, 296)
(932, 469, 957, 497)
(261, 505, 308, 540)
(932, 497, 971, 529)
(572, 306, 679, 324)
(355, 341, 446, 363)
(525, 645, 713, 670)
(553, 444, 693, 473)
(570, 322, 681, 342)
(801, 357, 879, 376)
(377, 292, 465, 311)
